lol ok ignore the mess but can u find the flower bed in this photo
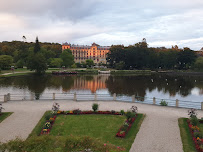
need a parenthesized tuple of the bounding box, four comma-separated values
(116, 115, 137, 138)
(40, 115, 57, 135)
(40, 110, 137, 138)
(187, 119, 203, 152)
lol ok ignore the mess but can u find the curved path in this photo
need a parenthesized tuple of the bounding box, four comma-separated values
(0, 100, 203, 152)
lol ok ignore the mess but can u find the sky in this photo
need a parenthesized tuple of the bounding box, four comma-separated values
(0, 0, 203, 50)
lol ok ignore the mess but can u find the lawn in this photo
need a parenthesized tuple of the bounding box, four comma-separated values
(178, 118, 196, 152)
(49, 114, 144, 151)
(0, 112, 12, 123)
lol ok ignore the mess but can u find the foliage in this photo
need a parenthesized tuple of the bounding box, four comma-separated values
(0, 136, 119, 152)
(0, 55, 13, 70)
(73, 109, 81, 115)
(45, 113, 54, 120)
(130, 106, 138, 113)
(49, 58, 63, 68)
(52, 102, 60, 114)
(92, 103, 99, 112)
(107, 43, 197, 70)
(125, 111, 136, 120)
(178, 118, 196, 152)
(160, 100, 168, 106)
(0, 103, 4, 115)
(86, 59, 94, 67)
(60, 49, 74, 68)
(190, 116, 199, 126)
(34, 37, 40, 54)
(188, 108, 197, 118)
(194, 132, 202, 138)
(120, 110, 125, 115)
(27, 52, 48, 74)
(194, 57, 203, 71)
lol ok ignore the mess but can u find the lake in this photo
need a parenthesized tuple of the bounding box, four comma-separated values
(0, 73, 202, 108)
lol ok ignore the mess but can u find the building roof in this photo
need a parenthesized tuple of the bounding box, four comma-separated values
(62, 42, 110, 49)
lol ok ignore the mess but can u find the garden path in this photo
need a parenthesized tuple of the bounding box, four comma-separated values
(1, 100, 203, 151)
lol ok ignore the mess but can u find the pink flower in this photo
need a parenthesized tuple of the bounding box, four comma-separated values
(104, 143, 106, 146)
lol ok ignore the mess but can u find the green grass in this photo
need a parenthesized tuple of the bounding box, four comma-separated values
(49, 114, 145, 151)
(178, 118, 196, 152)
(200, 123, 203, 133)
(0, 112, 13, 123)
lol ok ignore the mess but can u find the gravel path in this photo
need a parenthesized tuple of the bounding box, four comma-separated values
(1, 100, 203, 152)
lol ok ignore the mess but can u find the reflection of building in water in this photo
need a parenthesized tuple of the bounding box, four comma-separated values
(64, 75, 108, 93)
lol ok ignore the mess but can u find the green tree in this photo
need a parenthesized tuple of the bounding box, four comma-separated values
(27, 53, 47, 74)
(0, 55, 13, 70)
(27, 37, 48, 74)
(49, 58, 63, 68)
(177, 48, 197, 69)
(34, 37, 40, 54)
(194, 57, 203, 71)
(60, 49, 74, 68)
(85, 59, 94, 67)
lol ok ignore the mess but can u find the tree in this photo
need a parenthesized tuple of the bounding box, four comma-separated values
(27, 53, 47, 74)
(60, 49, 74, 68)
(27, 37, 48, 74)
(194, 57, 203, 71)
(49, 58, 63, 68)
(0, 55, 13, 70)
(85, 59, 94, 67)
(34, 37, 40, 54)
(177, 48, 197, 69)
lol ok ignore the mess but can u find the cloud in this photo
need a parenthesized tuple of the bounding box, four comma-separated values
(0, 0, 203, 50)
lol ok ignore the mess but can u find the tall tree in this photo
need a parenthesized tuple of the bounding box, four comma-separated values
(0, 55, 13, 70)
(34, 37, 40, 54)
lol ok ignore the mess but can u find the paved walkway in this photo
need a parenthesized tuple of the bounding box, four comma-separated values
(0, 100, 203, 152)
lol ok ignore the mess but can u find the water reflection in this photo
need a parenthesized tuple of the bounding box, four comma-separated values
(0, 74, 202, 101)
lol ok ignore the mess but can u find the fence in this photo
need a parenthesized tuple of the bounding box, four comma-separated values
(0, 92, 203, 110)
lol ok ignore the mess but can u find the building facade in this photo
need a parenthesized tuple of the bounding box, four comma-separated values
(62, 43, 110, 64)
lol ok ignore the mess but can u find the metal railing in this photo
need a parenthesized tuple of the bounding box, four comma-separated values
(0, 92, 203, 110)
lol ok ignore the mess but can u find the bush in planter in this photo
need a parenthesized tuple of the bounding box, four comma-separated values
(191, 116, 199, 126)
(92, 103, 99, 112)
(120, 110, 125, 115)
(45, 113, 54, 121)
(194, 132, 203, 138)
(73, 109, 81, 115)
(125, 111, 136, 120)
(160, 100, 168, 106)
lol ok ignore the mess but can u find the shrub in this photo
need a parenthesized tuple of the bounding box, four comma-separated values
(120, 110, 125, 115)
(130, 106, 138, 113)
(125, 111, 136, 120)
(194, 132, 202, 138)
(0, 103, 4, 115)
(111, 110, 115, 114)
(45, 113, 53, 121)
(73, 109, 81, 115)
(92, 103, 99, 112)
(52, 102, 60, 114)
(160, 100, 168, 106)
(188, 108, 197, 118)
(191, 116, 199, 126)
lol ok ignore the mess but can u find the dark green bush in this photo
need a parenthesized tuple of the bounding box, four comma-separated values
(125, 111, 136, 120)
(92, 103, 99, 112)
(120, 110, 125, 115)
(45, 113, 53, 120)
(194, 132, 202, 138)
(191, 116, 199, 126)
(160, 100, 168, 106)
(0, 136, 119, 152)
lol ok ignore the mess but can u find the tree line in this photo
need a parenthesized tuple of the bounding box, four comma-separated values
(107, 41, 203, 70)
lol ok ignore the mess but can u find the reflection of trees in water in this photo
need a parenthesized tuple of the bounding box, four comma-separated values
(0, 74, 202, 99)
(106, 74, 203, 99)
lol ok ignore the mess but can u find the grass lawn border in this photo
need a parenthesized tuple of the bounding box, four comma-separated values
(0, 112, 13, 123)
(178, 118, 197, 152)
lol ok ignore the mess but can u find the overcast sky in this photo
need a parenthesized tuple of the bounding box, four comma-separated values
(0, 0, 202, 50)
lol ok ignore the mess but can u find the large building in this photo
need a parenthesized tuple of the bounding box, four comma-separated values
(62, 43, 110, 64)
